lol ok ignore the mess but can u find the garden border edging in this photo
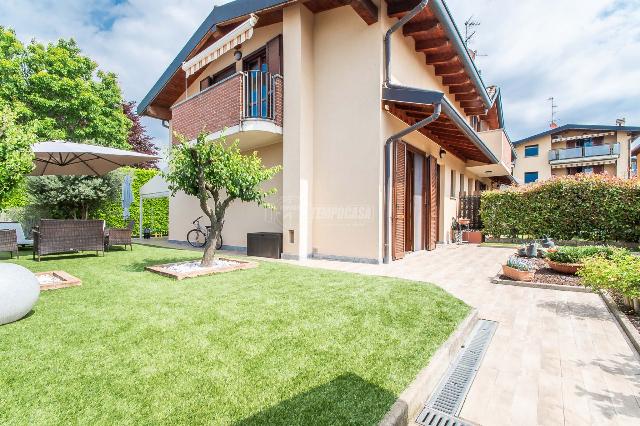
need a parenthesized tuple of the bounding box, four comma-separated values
(378, 309, 479, 426)
(600, 292, 640, 356)
(491, 273, 592, 293)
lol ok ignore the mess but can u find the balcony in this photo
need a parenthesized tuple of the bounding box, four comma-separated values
(466, 128, 514, 180)
(171, 72, 283, 150)
(548, 143, 620, 167)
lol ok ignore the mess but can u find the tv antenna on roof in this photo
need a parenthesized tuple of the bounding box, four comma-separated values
(547, 97, 558, 128)
(464, 16, 481, 47)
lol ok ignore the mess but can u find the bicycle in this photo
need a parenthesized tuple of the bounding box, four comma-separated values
(187, 216, 223, 249)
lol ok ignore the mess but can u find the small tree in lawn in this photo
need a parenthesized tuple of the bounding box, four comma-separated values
(165, 132, 281, 267)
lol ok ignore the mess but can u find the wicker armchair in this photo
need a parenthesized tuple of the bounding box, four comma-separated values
(0, 230, 18, 259)
(105, 220, 134, 251)
(33, 219, 105, 261)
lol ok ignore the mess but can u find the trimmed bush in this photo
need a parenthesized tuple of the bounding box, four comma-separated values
(545, 246, 617, 264)
(578, 249, 640, 298)
(93, 167, 168, 236)
(481, 174, 640, 242)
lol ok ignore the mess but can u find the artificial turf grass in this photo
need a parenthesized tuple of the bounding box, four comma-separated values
(0, 245, 470, 425)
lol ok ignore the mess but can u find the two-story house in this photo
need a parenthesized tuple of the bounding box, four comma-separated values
(138, 0, 515, 264)
(513, 124, 640, 183)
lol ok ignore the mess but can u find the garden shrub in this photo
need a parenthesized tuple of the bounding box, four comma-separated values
(93, 167, 168, 235)
(546, 246, 617, 264)
(481, 174, 640, 242)
(578, 249, 640, 298)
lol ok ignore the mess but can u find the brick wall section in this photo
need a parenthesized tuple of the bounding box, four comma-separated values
(171, 74, 243, 143)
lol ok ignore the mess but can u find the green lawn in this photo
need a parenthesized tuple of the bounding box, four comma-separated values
(0, 245, 469, 425)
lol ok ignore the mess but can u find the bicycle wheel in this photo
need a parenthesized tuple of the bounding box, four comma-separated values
(215, 233, 223, 250)
(187, 229, 207, 248)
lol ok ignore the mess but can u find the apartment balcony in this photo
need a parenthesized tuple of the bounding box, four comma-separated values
(548, 143, 620, 169)
(467, 128, 514, 180)
(171, 72, 283, 150)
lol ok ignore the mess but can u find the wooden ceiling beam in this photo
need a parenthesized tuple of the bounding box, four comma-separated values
(403, 19, 439, 36)
(455, 93, 480, 102)
(448, 84, 475, 94)
(415, 37, 449, 52)
(434, 63, 463, 75)
(387, 0, 421, 18)
(345, 0, 378, 25)
(442, 73, 469, 85)
(425, 51, 457, 64)
(460, 100, 484, 108)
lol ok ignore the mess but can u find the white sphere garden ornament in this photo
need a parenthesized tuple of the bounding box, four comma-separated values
(0, 264, 40, 325)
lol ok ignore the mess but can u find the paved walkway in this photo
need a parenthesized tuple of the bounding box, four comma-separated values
(140, 240, 640, 425)
(284, 245, 640, 426)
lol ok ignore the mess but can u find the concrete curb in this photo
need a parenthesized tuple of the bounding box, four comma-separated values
(378, 309, 479, 426)
(600, 292, 640, 357)
(491, 273, 592, 293)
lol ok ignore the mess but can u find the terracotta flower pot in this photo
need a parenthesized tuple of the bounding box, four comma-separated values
(502, 264, 535, 282)
(463, 231, 483, 244)
(546, 259, 582, 275)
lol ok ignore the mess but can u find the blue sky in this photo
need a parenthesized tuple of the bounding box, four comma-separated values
(1, 0, 638, 151)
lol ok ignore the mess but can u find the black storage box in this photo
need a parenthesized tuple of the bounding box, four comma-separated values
(247, 232, 283, 259)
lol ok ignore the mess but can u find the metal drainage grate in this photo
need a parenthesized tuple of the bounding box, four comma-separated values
(416, 319, 498, 426)
(416, 407, 473, 426)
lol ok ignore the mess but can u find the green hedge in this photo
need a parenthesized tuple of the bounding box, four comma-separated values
(480, 174, 640, 242)
(93, 167, 169, 236)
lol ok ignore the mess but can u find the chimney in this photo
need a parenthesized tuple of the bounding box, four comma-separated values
(550, 121, 558, 129)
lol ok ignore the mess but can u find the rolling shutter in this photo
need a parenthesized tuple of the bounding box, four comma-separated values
(392, 141, 407, 260)
(427, 156, 439, 251)
(266, 35, 282, 75)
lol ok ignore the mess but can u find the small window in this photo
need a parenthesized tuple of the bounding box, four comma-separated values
(450, 170, 456, 198)
(211, 64, 236, 85)
(199, 65, 236, 92)
(524, 145, 539, 157)
(524, 172, 539, 184)
(459, 173, 465, 196)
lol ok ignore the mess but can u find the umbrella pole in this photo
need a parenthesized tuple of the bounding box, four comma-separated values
(139, 196, 143, 241)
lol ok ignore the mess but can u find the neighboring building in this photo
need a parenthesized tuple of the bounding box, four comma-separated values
(138, 0, 515, 264)
(513, 124, 640, 183)
(631, 141, 640, 177)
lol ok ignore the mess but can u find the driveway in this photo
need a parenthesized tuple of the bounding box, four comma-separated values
(287, 244, 640, 426)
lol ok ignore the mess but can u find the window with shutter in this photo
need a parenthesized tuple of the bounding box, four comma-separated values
(392, 141, 407, 260)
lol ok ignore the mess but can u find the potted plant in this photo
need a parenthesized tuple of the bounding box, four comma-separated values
(546, 246, 615, 275)
(502, 256, 535, 282)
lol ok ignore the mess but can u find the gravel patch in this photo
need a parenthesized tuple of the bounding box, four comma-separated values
(164, 259, 239, 273)
(36, 273, 64, 284)
(610, 293, 640, 335)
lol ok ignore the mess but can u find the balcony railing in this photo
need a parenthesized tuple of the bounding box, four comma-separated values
(171, 72, 283, 143)
(548, 143, 620, 162)
(243, 71, 279, 121)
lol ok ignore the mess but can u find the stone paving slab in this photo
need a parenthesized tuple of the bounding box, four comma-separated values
(282, 245, 640, 426)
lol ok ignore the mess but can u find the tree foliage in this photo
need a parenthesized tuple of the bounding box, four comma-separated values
(165, 133, 281, 266)
(0, 107, 35, 211)
(480, 174, 640, 242)
(122, 101, 158, 169)
(0, 27, 131, 147)
(28, 174, 119, 220)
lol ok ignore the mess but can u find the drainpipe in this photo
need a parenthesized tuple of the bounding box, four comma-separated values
(383, 0, 441, 264)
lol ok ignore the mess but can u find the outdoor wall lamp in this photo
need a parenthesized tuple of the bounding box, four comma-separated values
(439, 148, 447, 159)
(234, 49, 243, 61)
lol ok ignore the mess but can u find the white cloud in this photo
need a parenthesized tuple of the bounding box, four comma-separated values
(1, 0, 638, 144)
(447, 0, 640, 139)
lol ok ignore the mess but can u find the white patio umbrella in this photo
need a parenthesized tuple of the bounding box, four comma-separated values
(30, 140, 160, 176)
